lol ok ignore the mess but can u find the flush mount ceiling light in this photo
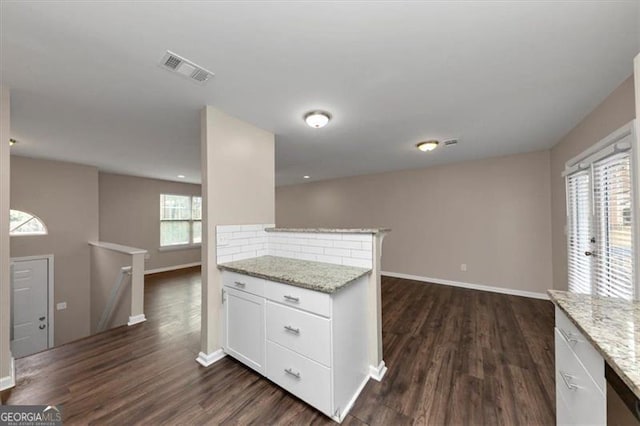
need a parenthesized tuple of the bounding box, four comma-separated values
(416, 140, 439, 152)
(177, 174, 185, 179)
(9, 138, 17, 146)
(304, 111, 331, 128)
(303, 175, 310, 179)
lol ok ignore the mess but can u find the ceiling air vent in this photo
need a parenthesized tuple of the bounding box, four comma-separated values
(443, 138, 459, 146)
(159, 51, 214, 85)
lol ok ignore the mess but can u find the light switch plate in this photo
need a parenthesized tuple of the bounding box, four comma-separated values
(56, 302, 67, 310)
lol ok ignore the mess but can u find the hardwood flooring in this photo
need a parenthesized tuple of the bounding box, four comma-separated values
(5, 268, 555, 425)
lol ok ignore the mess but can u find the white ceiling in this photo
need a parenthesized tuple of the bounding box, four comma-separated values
(1, 1, 638, 186)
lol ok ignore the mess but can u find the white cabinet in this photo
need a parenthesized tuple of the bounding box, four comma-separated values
(221, 270, 370, 423)
(222, 286, 265, 374)
(554, 307, 606, 426)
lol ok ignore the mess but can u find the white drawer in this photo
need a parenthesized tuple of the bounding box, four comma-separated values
(555, 329, 606, 426)
(265, 280, 331, 317)
(266, 341, 332, 416)
(266, 301, 331, 367)
(555, 307, 604, 392)
(222, 271, 265, 297)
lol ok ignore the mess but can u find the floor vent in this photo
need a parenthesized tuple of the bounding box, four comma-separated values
(159, 51, 214, 85)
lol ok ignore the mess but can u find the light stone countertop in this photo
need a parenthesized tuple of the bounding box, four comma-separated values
(265, 227, 390, 234)
(217, 255, 371, 294)
(548, 290, 640, 398)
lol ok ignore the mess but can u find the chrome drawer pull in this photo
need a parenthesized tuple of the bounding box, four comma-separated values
(234, 281, 246, 288)
(560, 371, 578, 391)
(283, 295, 299, 303)
(284, 368, 301, 379)
(284, 325, 300, 334)
(559, 328, 578, 344)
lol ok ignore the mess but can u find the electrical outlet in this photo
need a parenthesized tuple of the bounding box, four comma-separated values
(217, 233, 230, 246)
(460, 264, 467, 272)
(56, 302, 67, 310)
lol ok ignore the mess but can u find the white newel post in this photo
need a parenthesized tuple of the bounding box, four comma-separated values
(128, 252, 146, 326)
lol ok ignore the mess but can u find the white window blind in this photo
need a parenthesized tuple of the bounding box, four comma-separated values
(567, 171, 592, 295)
(592, 152, 634, 300)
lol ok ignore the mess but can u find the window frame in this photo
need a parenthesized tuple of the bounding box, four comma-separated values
(159, 193, 202, 250)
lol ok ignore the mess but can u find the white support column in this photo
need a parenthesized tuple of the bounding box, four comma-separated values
(0, 85, 13, 391)
(368, 232, 388, 381)
(198, 106, 275, 367)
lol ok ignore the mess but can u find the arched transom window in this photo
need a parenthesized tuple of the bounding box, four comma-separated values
(10, 210, 48, 236)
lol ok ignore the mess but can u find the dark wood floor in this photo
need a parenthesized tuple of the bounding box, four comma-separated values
(5, 267, 555, 425)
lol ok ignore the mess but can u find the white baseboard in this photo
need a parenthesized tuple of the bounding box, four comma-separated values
(0, 357, 15, 391)
(369, 360, 387, 382)
(127, 314, 147, 326)
(144, 262, 201, 275)
(382, 271, 549, 300)
(196, 349, 226, 367)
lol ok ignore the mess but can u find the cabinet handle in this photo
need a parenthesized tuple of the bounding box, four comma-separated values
(284, 368, 301, 379)
(234, 281, 246, 288)
(283, 295, 299, 303)
(559, 328, 578, 344)
(39, 324, 46, 330)
(560, 371, 578, 391)
(284, 325, 300, 334)
(39, 316, 46, 321)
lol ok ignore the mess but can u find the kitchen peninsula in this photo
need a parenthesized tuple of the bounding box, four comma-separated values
(549, 290, 640, 425)
(215, 225, 389, 422)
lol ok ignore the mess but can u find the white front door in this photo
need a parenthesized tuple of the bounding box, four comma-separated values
(11, 258, 49, 358)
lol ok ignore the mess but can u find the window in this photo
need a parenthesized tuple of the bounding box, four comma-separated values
(9, 210, 47, 236)
(565, 126, 635, 300)
(160, 194, 202, 247)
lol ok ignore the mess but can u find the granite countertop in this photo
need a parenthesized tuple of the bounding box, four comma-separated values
(548, 290, 640, 398)
(265, 227, 390, 234)
(217, 255, 371, 294)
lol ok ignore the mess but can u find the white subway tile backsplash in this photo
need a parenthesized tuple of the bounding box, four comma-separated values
(333, 240, 363, 250)
(296, 252, 318, 261)
(342, 234, 373, 242)
(305, 239, 334, 248)
(324, 247, 351, 257)
(316, 254, 343, 265)
(232, 231, 258, 239)
(351, 249, 373, 259)
(342, 257, 372, 268)
(216, 224, 374, 268)
(300, 245, 324, 255)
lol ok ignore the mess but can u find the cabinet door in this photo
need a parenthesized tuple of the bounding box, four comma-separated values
(223, 287, 265, 374)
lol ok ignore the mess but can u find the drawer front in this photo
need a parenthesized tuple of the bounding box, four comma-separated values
(266, 301, 331, 367)
(555, 307, 604, 391)
(266, 341, 332, 416)
(265, 280, 331, 317)
(555, 329, 606, 426)
(222, 271, 265, 297)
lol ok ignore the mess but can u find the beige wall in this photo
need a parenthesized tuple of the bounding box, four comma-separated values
(277, 150, 553, 294)
(99, 172, 201, 272)
(200, 106, 275, 356)
(550, 75, 635, 291)
(10, 156, 99, 346)
(1, 86, 11, 382)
